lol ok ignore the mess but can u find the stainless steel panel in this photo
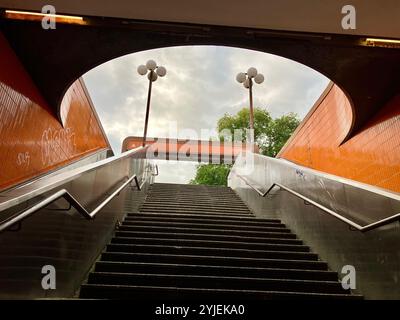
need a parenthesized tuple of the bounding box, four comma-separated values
(229, 153, 400, 226)
(229, 153, 400, 299)
(0, 149, 154, 299)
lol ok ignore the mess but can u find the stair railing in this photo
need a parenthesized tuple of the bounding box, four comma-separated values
(152, 164, 159, 176)
(234, 172, 400, 233)
(0, 172, 151, 233)
(0, 147, 159, 234)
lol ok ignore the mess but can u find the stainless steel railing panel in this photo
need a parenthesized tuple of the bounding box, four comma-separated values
(229, 152, 400, 230)
(0, 147, 156, 299)
(228, 152, 400, 299)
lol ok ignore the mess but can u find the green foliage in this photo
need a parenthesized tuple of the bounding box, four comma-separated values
(192, 107, 300, 186)
(190, 164, 232, 186)
(217, 107, 300, 157)
(217, 108, 272, 143)
(262, 112, 300, 157)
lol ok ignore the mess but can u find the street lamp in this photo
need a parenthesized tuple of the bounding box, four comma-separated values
(236, 67, 264, 130)
(137, 60, 167, 147)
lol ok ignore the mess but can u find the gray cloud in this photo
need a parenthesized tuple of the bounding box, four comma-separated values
(83, 46, 329, 183)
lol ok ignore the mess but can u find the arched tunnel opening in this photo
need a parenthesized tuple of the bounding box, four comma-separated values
(68, 45, 337, 184)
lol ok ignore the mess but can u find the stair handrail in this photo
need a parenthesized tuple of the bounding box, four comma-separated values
(152, 164, 159, 176)
(0, 146, 149, 212)
(0, 172, 149, 233)
(234, 172, 400, 233)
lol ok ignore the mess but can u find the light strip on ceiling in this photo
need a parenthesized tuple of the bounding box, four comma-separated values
(365, 37, 400, 48)
(4, 9, 84, 22)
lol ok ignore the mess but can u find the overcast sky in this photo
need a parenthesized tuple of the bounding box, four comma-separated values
(83, 45, 329, 183)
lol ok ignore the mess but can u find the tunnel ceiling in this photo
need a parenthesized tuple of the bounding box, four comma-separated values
(1, 16, 399, 138)
(2, 0, 400, 38)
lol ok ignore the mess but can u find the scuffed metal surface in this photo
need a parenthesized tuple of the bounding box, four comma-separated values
(229, 153, 400, 299)
(230, 153, 400, 227)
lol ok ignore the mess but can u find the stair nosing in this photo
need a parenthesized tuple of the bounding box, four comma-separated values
(115, 230, 299, 241)
(101, 251, 326, 265)
(124, 216, 281, 224)
(118, 225, 292, 235)
(128, 212, 267, 220)
(121, 221, 286, 230)
(106, 243, 317, 258)
(89, 271, 342, 285)
(94, 261, 336, 274)
(111, 236, 307, 248)
(80, 283, 361, 298)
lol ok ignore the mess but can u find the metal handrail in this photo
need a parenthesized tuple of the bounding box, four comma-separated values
(235, 172, 400, 233)
(0, 173, 146, 233)
(152, 164, 159, 176)
(0, 146, 147, 213)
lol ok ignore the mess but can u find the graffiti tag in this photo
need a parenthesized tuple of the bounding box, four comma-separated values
(41, 127, 76, 166)
(16, 152, 31, 167)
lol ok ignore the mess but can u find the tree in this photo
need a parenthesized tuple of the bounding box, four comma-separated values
(263, 112, 300, 157)
(217, 108, 272, 144)
(218, 108, 300, 157)
(191, 107, 300, 186)
(190, 164, 232, 186)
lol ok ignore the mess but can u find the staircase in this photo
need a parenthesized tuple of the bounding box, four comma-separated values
(80, 183, 362, 300)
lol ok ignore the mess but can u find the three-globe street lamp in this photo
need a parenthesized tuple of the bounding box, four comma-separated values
(236, 68, 265, 131)
(137, 60, 167, 147)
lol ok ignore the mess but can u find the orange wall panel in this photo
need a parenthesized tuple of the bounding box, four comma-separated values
(279, 83, 400, 193)
(0, 32, 110, 191)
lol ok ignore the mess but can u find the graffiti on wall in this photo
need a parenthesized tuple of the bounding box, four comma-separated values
(16, 152, 31, 167)
(41, 127, 76, 166)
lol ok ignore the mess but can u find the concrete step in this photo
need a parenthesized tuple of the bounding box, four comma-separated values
(121, 220, 286, 231)
(127, 212, 270, 221)
(140, 201, 250, 211)
(117, 225, 294, 237)
(110, 236, 308, 251)
(94, 261, 338, 281)
(124, 215, 282, 226)
(105, 243, 318, 260)
(87, 272, 346, 294)
(100, 252, 327, 270)
(136, 210, 253, 217)
(80, 284, 362, 300)
(146, 195, 241, 200)
(139, 207, 252, 215)
(115, 230, 299, 242)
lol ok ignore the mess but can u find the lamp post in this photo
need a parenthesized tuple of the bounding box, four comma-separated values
(137, 60, 167, 147)
(236, 67, 264, 131)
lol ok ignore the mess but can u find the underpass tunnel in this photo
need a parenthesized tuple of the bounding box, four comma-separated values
(0, 2, 399, 300)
